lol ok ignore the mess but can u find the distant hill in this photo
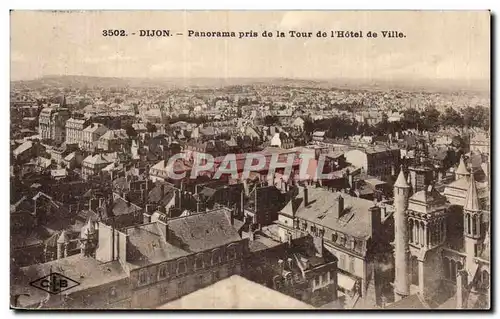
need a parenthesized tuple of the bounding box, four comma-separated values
(11, 75, 490, 95)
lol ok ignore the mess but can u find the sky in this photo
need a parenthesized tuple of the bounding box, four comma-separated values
(10, 11, 490, 84)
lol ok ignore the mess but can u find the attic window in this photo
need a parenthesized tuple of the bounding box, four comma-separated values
(177, 259, 187, 275)
(194, 254, 204, 270)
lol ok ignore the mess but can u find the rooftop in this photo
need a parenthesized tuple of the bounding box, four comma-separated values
(12, 255, 127, 307)
(157, 275, 314, 309)
(166, 208, 242, 253)
(125, 222, 188, 268)
(283, 187, 375, 239)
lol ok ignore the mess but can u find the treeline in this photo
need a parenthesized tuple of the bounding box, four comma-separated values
(399, 106, 489, 131)
(303, 105, 489, 139)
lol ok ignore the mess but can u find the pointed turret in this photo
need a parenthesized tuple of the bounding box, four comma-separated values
(57, 230, 69, 244)
(455, 155, 469, 180)
(464, 176, 480, 212)
(56, 230, 69, 259)
(394, 167, 410, 188)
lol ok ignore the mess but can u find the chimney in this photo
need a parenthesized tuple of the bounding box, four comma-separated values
(161, 184, 165, 197)
(303, 186, 309, 207)
(456, 270, 468, 309)
(332, 194, 344, 219)
(143, 212, 151, 224)
(240, 190, 245, 215)
(146, 204, 155, 214)
(254, 187, 258, 214)
(370, 205, 382, 242)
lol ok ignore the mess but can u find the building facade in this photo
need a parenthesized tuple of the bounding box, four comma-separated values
(38, 107, 70, 144)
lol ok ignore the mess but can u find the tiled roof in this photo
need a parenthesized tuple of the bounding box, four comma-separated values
(13, 255, 127, 307)
(284, 187, 375, 238)
(167, 208, 241, 253)
(125, 223, 188, 267)
(158, 275, 313, 309)
(147, 183, 177, 206)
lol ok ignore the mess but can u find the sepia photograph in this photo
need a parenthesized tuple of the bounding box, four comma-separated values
(9, 10, 491, 310)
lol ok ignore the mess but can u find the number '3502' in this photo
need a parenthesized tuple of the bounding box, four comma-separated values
(102, 30, 127, 36)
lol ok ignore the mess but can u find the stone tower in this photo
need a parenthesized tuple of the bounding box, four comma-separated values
(393, 167, 410, 301)
(463, 174, 481, 276)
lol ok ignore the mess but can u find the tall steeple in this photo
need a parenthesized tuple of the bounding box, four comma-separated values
(463, 173, 482, 280)
(464, 176, 480, 212)
(393, 167, 411, 301)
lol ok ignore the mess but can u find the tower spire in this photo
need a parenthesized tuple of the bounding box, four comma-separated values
(394, 166, 409, 188)
(455, 155, 468, 180)
(464, 175, 480, 212)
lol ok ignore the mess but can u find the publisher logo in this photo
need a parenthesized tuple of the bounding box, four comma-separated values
(29, 272, 80, 295)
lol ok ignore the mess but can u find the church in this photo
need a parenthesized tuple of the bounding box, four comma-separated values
(390, 155, 490, 309)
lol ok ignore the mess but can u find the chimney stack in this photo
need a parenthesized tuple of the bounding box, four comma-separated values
(332, 194, 344, 219)
(370, 205, 382, 242)
(303, 186, 309, 207)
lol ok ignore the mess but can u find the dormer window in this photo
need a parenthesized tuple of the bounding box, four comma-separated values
(194, 254, 204, 270)
(158, 263, 169, 279)
(331, 232, 338, 243)
(211, 249, 222, 265)
(138, 269, 149, 286)
(227, 245, 237, 260)
(177, 258, 187, 275)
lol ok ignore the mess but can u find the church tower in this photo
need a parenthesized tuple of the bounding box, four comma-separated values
(393, 167, 410, 301)
(463, 174, 482, 276)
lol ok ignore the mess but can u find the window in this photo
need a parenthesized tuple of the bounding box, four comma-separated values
(331, 232, 338, 243)
(227, 245, 237, 260)
(339, 254, 346, 270)
(138, 269, 149, 286)
(194, 254, 204, 270)
(349, 256, 355, 273)
(340, 235, 346, 246)
(211, 249, 222, 265)
(158, 263, 169, 279)
(349, 238, 355, 250)
(314, 276, 320, 287)
(177, 259, 187, 275)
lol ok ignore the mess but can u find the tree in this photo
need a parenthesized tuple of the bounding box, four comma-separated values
(263, 116, 279, 126)
(440, 107, 463, 127)
(124, 124, 138, 138)
(402, 108, 423, 130)
(422, 106, 441, 132)
(146, 122, 157, 133)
